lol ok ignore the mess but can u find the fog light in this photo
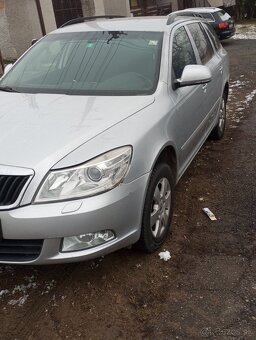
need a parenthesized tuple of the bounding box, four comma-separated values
(61, 230, 115, 252)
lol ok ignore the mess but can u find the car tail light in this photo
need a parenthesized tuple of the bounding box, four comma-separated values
(219, 22, 229, 29)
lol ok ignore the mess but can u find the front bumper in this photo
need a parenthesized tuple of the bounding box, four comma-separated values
(0, 173, 149, 264)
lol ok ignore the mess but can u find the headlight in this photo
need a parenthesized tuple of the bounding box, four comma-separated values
(34, 146, 132, 203)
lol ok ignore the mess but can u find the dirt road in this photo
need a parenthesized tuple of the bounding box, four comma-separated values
(0, 39, 256, 340)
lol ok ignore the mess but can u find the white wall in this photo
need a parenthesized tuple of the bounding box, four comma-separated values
(104, 0, 130, 16)
(170, 0, 178, 12)
(94, 0, 130, 16)
(0, 0, 57, 60)
(1, 0, 42, 59)
(0, 0, 131, 60)
(94, 0, 105, 15)
(40, 0, 57, 33)
(0, 0, 17, 59)
(81, 0, 95, 16)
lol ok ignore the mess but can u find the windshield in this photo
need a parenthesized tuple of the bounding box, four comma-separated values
(0, 31, 163, 96)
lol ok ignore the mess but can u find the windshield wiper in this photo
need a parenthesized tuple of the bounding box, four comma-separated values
(0, 86, 19, 93)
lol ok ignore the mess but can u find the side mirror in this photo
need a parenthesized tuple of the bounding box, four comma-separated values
(4, 63, 13, 75)
(176, 65, 212, 88)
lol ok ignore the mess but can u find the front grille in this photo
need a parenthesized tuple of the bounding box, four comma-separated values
(0, 175, 29, 206)
(0, 239, 43, 262)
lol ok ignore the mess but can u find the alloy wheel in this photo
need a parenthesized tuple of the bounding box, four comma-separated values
(150, 177, 171, 239)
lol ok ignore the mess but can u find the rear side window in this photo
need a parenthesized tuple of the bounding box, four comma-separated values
(172, 26, 197, 79)
(202, 23, 221, 51)
(187, 23, 214, 65)
(216, 10, 231, 21)
(199, 12, 215, 21)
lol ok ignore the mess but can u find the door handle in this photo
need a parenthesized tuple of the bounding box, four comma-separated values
(219, 65, 223, 74)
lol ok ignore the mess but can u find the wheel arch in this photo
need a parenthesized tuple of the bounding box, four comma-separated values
(151, 144, 178, 184)
(137, 146, 177, 252)
(224, 82, 229, 100)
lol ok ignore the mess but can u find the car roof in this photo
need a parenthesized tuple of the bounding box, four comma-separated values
(54, 17, 168, 33)
(50, 16, 203, 34)
(181, 7, 222, 13)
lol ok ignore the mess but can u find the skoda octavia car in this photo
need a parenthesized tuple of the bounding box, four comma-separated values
(0, 15, 229, 264)
(175, 7, 235, 40)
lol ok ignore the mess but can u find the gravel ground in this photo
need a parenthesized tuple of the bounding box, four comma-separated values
(0, 38, 256, 340)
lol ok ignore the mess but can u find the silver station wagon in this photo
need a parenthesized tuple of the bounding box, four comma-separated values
(0, 15, 229, 264)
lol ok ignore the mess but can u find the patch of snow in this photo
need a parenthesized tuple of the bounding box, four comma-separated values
(41, 279, 56, 295)
(51, 294, 58, 307)
(233, 24, 256, 40)
(159, 250, 171, 261)
(245, 90, 256, 105)
(8, 295, 28, 306)
(227, 78, 256, 127)
(0, 289, 9, 297)
(0, 274, 57, 307)
(230, 80, 249, 88)
(12, 282, 37, 294)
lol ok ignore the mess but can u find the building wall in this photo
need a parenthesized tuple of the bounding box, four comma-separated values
(195, 0, 209, 6)
(40, 0, 57, 33)
(94, 0, 130, 16)
(171, 0, 178, 11)
(0, 0, 130, 60)
(81, 0, 95, 16)
(104, 0, 130, 16)
(0, 0, 56, 60)
(94, 0, 105, 15)
(6, 0, 42, 59)
(207, 0, 223, 7)
(0, 0, 16, 60)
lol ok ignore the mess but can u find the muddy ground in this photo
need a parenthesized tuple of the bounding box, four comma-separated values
(0, 39, 256, 340)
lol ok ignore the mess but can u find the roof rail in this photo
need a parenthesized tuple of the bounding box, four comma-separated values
(60, 15, 125, 28)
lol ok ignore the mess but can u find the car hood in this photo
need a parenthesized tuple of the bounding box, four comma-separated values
(0, 93, 154, 170)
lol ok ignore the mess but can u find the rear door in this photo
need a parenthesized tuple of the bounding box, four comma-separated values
(168, 25, 208, 175)
(187, 22, 223, 131)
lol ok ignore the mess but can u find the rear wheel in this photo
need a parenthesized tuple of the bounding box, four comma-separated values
(211, 92, 227, 140)
(138, 162, 175, 253)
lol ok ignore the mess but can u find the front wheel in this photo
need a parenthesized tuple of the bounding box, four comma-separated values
(138, 162, 175, 253)
(211, 93, 227, 140)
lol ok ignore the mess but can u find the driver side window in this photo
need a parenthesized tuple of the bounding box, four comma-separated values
(172, 26, 197, 80)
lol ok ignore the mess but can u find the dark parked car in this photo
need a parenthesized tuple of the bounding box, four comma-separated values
(172, 7, 235, 40)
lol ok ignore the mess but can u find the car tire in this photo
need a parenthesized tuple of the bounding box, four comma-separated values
(211, 92, 227, 140)
(138, 162, 175, 253)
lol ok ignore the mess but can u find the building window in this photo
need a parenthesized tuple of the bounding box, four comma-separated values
(130, 0, 140, 8)
(130, 0, 172, 16)
(52, 0, 83, 28)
